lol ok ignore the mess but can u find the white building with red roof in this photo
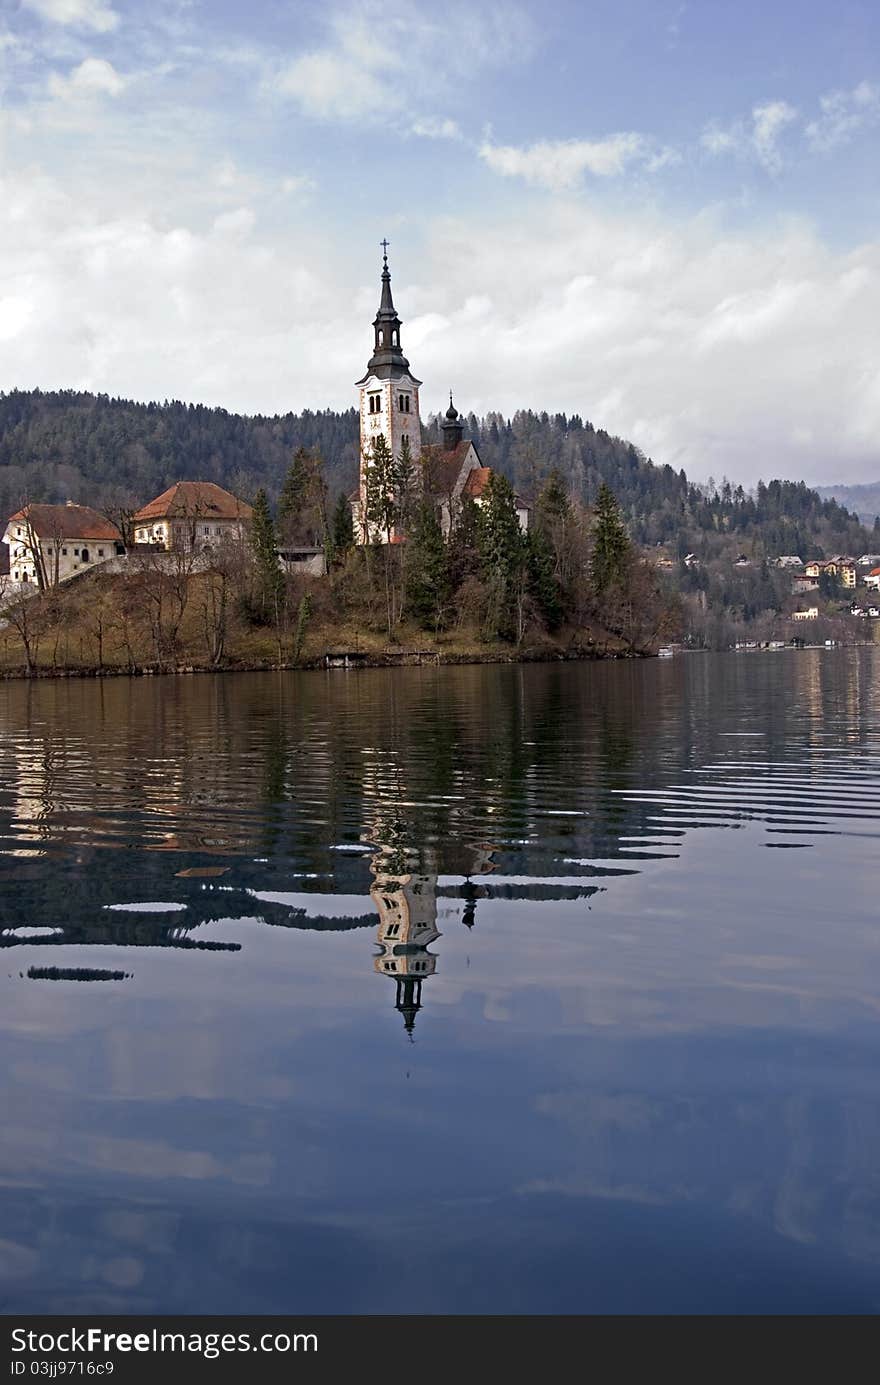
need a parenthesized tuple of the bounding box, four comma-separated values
(2, 502, 123, 588)
(132, 481, 253, 551)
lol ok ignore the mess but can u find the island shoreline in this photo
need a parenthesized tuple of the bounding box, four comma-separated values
(0, 644, 654, 681)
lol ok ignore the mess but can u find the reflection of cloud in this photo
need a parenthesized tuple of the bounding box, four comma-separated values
(0, 1238, 40, 1279)
(525, 1084, 880, 1263)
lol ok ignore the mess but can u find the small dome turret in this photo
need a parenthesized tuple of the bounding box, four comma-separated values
(442, 390, 464, 451)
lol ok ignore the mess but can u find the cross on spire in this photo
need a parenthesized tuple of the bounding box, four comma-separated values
(380, 238, 390, 266)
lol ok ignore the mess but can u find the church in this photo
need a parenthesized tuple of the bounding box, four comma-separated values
(351, 245, 529, 543)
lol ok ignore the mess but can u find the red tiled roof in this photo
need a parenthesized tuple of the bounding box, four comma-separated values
(133, 481, 253, 524)
(5, 503, 121, 542)
(420, 440, 474, 497)
(462, 466, 492, 499)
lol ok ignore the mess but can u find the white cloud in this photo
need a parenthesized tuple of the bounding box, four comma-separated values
(211, 207, 256, 238)
(3, 166, 879, 487)
(700, 125, 739, 156)
(272, 1, 533, 127)
(47, 57, 126, 99)
(411, 116, 461, 140)
(751, 100, 798, 172)
(702, 100, 798, 173)
(280, 174, 315, 196)
(275, 47, 394, 122)
(22, 0, 119, 33)
(479, 133, 648, 190)
(806, 80, 880, 152)
(645, 145, 682, 173)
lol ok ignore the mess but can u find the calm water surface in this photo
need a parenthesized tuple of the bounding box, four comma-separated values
(1, 651, 879, 1313)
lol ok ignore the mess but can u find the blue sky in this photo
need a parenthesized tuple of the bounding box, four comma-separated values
(1, 0, 879, 484)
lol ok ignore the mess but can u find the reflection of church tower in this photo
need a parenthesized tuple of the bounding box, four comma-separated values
(370, 844, 439, 1037)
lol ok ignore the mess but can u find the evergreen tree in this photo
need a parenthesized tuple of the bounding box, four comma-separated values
(448, 494, 482, 586)
(331, 492, 354, 556)
(590, 483, 631, 595)
(406, 500, 450, 631)
(249, 488, 282, 621)
(396, 433, 418, 530)
(477, 473, 527, 641)
(278, 446, 313, 534)
(535, 469, 571, 531)
(534, 469, 579, 597)
(527, 528, 562, 630)
(364, 434, 398, 543)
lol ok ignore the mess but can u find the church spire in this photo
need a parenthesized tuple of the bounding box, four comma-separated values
(378, 239, 396, 316)
(364, 240, 411, 378)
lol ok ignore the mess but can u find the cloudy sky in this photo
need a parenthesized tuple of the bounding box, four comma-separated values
(1, 0, 879, 485)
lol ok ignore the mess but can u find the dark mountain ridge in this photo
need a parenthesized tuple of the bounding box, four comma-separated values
(0, 387, 874, 559)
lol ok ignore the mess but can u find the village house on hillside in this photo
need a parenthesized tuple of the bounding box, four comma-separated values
(133, 481, 253, 550)
(2, 502, 123, 588)
(351, 246, 529, 543)
(804, 556, 858, 588)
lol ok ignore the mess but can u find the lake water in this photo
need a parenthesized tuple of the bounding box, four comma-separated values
(1, 650, 879, 1314)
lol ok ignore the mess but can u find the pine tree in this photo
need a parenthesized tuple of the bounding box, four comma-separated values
(527, 528, 562, 630)
(364, 434, 398, 543)
(278, 446, 312, 534)
(448, 494, 482, 586)
(249, 488, 282, 621)
(477, 472, 527, 641)
(590, 482, 631, 595)
(406, 500, 450, 631)
(331, 492, 354, 556)
(534, 469, 579, 599)
(535, 470, 571, 530)
(396, 433, 417, 530)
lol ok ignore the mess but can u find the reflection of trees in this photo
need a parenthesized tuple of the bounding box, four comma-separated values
(1, 654, 876, 995)
(25, 966, 131, 983)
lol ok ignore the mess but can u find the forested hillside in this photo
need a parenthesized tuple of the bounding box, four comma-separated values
(816, 482, 880, 527)
(0, 388, 874, 560)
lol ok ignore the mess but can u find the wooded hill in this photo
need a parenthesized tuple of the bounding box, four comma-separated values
(0, 387, 874, 560)
(816, 482, 880, 527)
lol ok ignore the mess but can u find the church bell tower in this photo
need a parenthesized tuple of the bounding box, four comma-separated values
(354, 243, 422, 541)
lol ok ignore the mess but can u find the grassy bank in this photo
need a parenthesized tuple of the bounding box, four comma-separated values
(0, 568, 642, 679)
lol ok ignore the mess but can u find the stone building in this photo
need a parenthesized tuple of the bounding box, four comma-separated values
(2, 502, 123, 588)
(132, 481, 252, 551)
